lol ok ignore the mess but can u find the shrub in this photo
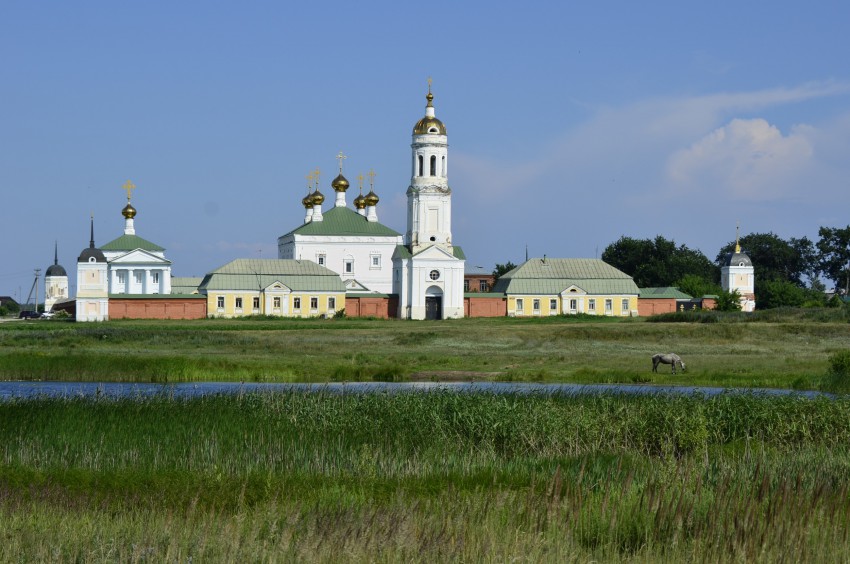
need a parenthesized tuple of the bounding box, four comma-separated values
(823, 350, 850, 394)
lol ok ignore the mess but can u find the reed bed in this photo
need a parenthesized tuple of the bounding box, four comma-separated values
(2, 391, 850, 561)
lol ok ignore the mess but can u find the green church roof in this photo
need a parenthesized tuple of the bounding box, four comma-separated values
(639, 287, 694, 299)
(281, 206, 402, 238)
(100, 234, 165, 252)
(492, 258, 639, 296)
(198, 259, 346, 292)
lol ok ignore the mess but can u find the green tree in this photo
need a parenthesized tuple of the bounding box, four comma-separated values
(716, 232, 815, 287)
(492, 262, 517, 281)
(817, 226, 850, 296)
(758, 279, 808, 309)
(714, 289, 742, 312)
(675, 274, 721, 299)
(602, 235, 718, 288)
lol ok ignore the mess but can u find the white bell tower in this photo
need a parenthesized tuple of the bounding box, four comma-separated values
(407, 80, 452, 254)
(394, 81, 465, 320)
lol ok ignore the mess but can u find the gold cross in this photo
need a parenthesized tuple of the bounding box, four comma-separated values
(306, 172, 314, 191)
(427, 76, 432, 94)
(336, 151, 347, 173)
(367, 169, 376, 188)
(122, 180, 136, 201)
(313, 167, 321, 189)
(357, 173, 364, 193)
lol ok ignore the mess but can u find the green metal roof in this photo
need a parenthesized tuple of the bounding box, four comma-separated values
(171, 277, 203, 294)
(100, 234, 165, 252)
(393, 244, 466, 260)
(491, 258, 639, 296)
(281, 206, 402, 238)
(198, 259, 346, 292)
(639, 287, 693, 299)
(108, 294, 206, 300)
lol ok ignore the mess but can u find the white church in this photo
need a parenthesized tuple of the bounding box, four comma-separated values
(278, 85, 465, 319)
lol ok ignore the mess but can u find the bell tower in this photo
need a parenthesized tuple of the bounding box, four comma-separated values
(406, 79, 452, 254)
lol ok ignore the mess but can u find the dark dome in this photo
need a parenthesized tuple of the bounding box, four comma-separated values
(78, 247, 106, 263)
(724, 251, 752, 267)
(46, 264, 67, 276)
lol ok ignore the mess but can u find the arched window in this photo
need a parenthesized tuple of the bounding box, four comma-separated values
(430, 155, 436, 176)
(418, 155, 423, 177)
(441, 156, 446, 177)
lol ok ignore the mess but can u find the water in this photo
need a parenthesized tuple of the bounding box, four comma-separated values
(0, 380, 828, 400)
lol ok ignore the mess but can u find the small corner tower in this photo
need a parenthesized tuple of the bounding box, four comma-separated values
(44, 241, 68, 312)
(76, 215, 109, 321)
(721, 225, 756, 312)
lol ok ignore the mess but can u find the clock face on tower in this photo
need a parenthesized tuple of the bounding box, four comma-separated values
(429, 269, 440, 280)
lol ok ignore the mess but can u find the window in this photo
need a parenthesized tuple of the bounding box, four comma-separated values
(621, 299, 630, 315)
(293, 297, 301, 311)
(418, 155, 423, 176)
(118, 272, 126, 284)
(134, 272, 143, 284)
(430, 155, 436, 176)
(605, 299, 613, 314)
(479, 280, 488, 292)
(429, 269, 440, 280)
(371, 255, 381, 268)
(344, 259, 354, 274)
(273, 297, 281, 308)
(442, 156, 446, 177)
(516, 298, 524, 314)
(235, 297, 243, 309)
(569, 298, 577, 313)
(588, 299, 596, 312)
(532, 299, 540, 312)
(253, 297, 260, 309)
(152, 272, 159, 284)
(217, 296, 224, 309)
(317, 253, 326, 266)
(464, 279, 470, 291)
(550, 299, 558, 311)
(328, 297, 336, 310)
(310, 297, 318, 310)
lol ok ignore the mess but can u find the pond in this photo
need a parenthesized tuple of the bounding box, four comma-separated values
(0, 380, 828, 400)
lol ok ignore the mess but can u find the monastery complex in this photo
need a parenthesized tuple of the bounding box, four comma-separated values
(47, 86, 754, 321)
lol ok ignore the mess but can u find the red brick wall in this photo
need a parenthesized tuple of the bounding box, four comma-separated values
(109, 298, 207, 320)
(464, 296, 507, 317)
(464, 275, 496, 293)
(637, 298, 678, 317)
(700, 297, 717, 310)
(344, 296, 399, 319)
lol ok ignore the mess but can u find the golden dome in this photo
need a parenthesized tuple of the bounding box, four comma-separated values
(353, 193, 366, 209)
(310, 189, 325, 206)
(331, 173, 350, 192)
(302, 193, 313, 208)
(363, 190, 379, 207)
(122, 203, 137, 219)
(413, 115, 446, 135)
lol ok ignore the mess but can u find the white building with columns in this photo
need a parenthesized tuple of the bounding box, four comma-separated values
(99, 183, 172, 295)
(393, 87, 465, 319)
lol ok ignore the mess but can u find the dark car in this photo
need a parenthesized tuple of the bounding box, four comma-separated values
(18, 310, 42, 319)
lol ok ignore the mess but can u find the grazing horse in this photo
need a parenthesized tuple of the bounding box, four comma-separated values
(652, 353, 686, 374)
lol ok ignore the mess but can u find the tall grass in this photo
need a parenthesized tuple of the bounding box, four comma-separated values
(2, 391, 850, 560)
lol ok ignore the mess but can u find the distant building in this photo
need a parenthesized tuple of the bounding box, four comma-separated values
(464, 265, 495, 293)
(44, 242, 68, 312)
(491, 258, 639, 316)
(721, 227, 756, 312)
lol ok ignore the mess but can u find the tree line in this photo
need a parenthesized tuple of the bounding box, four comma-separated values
(597, 226, 850, 309)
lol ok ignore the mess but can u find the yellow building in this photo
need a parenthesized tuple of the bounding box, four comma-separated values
(491, 258, 640, 317)
(198, 259, 346, 318)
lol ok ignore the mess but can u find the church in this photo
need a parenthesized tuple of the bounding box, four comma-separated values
(277, 85, 465, 320)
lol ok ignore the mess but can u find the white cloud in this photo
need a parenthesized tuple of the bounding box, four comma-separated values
(665, 118, 814, 200)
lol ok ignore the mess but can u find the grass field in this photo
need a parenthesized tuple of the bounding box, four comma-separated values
(2, 309, 849, 561)
(1, 307, 849, 389)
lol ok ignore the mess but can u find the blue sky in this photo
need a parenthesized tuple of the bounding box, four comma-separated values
(2, 1, 849, 300)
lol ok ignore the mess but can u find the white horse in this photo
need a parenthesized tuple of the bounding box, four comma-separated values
(652, 353, 686, 374)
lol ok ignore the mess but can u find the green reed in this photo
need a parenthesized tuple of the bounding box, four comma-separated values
(2, 391, 850, 561)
